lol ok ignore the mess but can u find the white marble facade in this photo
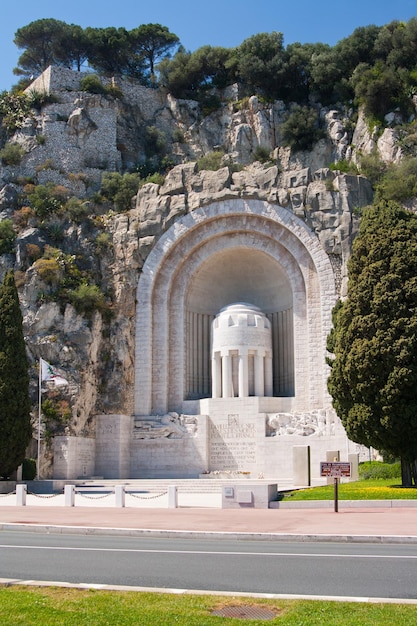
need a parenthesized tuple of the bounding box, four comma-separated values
(62, 198, 353, 482)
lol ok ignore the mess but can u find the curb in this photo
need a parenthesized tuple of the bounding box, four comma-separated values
(1, 522, 417, 544)
(1, 577, 417, 604)
(270, 499, 417, 508)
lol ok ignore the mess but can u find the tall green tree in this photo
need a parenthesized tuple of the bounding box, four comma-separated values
(232, 32, 287, 99)
(13, 18, 70, 78)
(158, 45, 233, 99)
(374, 19, 417, 69)
(129, 23, 179, 84)
(0, 271, 32, 479)
(284, 42, 323, 103)
(84, 26, 128, 76)
(351, 61, 411, 122)
(85, 26, 146, 80)
(327, 202, 417, 486)
(187, 45, 233, 90)
(54, 23, 90, 71)
(308, 46, 342, 104)
(334, 25, 381, 75)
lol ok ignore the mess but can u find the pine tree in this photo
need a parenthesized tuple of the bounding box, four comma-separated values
(0, 271, 32, 479)
(327, 201, 417, 486)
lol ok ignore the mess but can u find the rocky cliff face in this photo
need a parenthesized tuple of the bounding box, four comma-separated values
(0, 66, 392, 474)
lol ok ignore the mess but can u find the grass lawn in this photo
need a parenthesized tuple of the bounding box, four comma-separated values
(0, 587, 416, 625)
(281, 478, 417, 501)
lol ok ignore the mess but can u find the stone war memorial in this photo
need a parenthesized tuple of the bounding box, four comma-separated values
(89, 197, 353, 486)
(2, 67, 381, 486)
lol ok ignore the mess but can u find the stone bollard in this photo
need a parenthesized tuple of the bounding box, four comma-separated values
(293, 445, 311, 486)
(115, 485, 125, 507)
(168, 485, 178, 508)
(64, 484, 75, 507)
(16, 483, 27, 506)
(348, 452, 359, 481)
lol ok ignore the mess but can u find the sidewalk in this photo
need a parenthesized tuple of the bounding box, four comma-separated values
(1, 496, 417, 543)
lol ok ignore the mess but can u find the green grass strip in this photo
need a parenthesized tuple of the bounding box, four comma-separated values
(0, 587, 416, 625)
(282, 479, 417, 501)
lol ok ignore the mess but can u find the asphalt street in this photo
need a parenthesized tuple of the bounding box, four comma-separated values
(1, 531, 417, 600)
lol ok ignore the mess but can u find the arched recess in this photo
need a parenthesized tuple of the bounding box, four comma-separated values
(172, 234, 301, 404)
(184, 245, 294, 399)
(135, 198, 337, 416)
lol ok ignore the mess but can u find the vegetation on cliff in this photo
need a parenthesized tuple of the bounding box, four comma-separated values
(13, 19, 179, 86)
(11, 17, 417, 124)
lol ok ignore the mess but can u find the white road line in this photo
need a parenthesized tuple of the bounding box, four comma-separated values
(1, 544, 417, 559)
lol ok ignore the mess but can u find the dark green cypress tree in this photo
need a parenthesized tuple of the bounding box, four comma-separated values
(0, 270, 32, 479)
(327, 201, 417, 486)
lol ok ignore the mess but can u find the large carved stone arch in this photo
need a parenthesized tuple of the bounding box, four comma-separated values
(135, 198, 337, 416)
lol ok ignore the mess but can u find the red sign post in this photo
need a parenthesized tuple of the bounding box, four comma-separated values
(320, 462, 351, 512)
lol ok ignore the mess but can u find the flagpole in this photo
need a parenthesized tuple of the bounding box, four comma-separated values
(36, 358, 69, 480)
(37, 359, 42, 480)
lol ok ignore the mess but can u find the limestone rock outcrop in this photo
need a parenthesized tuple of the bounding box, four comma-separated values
(0, 67, 383, 195)
(135, 163, 372, 292)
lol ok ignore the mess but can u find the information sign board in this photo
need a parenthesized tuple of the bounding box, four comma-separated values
(320, 462, 351, 478)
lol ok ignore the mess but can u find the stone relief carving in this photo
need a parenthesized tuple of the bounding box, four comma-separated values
(266, 410, 335, 437)
(133, 412, 197, 439)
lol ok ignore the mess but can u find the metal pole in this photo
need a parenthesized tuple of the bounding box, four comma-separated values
(37, 359, 42, 480)
(334, 477, 339, 513)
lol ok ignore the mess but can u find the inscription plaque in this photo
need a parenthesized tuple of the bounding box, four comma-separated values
(209, 415, 256, 470)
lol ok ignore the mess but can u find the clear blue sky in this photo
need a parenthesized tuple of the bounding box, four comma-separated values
(1, 0, 417, 91)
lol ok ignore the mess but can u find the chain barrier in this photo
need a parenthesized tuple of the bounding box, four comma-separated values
(0, 487, 169, 501)
(127, 491, 167, 500)
(27, 491, 61, 499)
(75, 490, 113, 500)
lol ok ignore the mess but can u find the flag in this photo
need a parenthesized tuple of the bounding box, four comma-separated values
(40, 358, 68, 387)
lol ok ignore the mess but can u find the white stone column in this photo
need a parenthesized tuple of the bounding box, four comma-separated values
(265, 353, 273, 397)
(254, 352, 265, 397)
(64, 484, 75, 507)
(115, 485, 125, 507)
(212, 303, 273, 399)
(16, 484, 27, 506)
(238, 351, 249, 397)
(168, 485, 178, 508)
(211, 352, 221, 398)
(222, 353, 232, 398)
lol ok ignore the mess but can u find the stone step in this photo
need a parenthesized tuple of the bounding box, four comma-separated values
(75, 477, 292, 493)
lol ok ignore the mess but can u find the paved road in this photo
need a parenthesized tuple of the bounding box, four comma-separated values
(1, 531, 417, 600)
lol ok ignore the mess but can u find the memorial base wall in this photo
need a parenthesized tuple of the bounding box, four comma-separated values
(53, 436, 95, 480)
(53, 406, 355, 483)
(95, 414, 132, 479)
(130, 414, 209, 478)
